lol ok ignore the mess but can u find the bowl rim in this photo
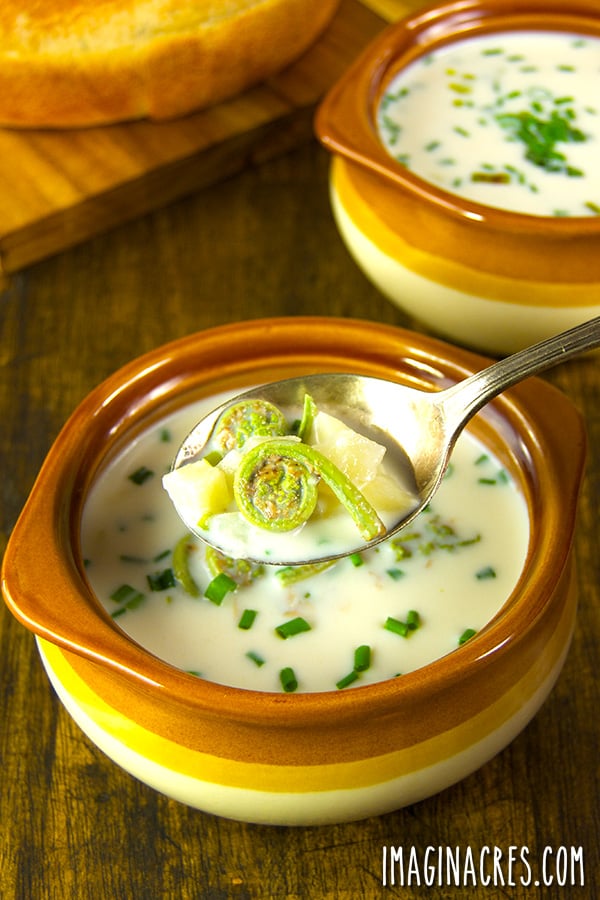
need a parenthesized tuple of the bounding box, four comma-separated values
(315, 0, 600, 234)
(1, 316, 587, 724)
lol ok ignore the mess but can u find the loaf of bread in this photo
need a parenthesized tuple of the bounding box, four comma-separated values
(0, 0, 340, 128)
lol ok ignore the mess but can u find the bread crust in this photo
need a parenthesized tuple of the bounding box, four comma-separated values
(0, 0, 341, 127)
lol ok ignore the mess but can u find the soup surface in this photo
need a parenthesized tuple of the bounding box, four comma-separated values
(377, 30, 600, 216)
(81, 392, 530, 693)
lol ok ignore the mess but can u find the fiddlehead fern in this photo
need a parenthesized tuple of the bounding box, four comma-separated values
(233, 438, 385, 540)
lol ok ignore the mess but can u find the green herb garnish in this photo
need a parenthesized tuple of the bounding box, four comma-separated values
(406, 609, 421, 631)
(246, 651, 265, 667)
(384, 616, 409, 637)
(275, 617, 311, 639)
(280, 667, 298, 692)
(204, 572, 237, 605)
(459, 628, 477, 645)
(128, 465, 154, 485)
(495, 108, 586, 175)
(110, 583, 144, 606)
(336, 671, 359, 690)
(386, 567, 405, 581)
(109, 583, 145, 614)
(353, 644, 371, 672)
(147, 568, 176, 591)
(238, 609, 258, 630)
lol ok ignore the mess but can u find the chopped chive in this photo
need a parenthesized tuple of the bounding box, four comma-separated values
(204, 572, 237, 605)
(386, 567, 405, 581)
(354, 645, 371, 672)
(110, 583, 145, 607)
(128, 465, 154, 485)
(202, 450, 223, 466)
(147, 568, 176, 591)
(246, 650, 265, 667)
(280, 667, 298, 692)
(159, 428, 172, 443)
(476, 565, 497, 580)
(472, 169, 510, 185)
(448, 82, 471, 94)
(384, 616, 409, 637)
(111, 607, 128, 619)
(238, 609, 258, 630)
(478, 477, 497, 485)
(391, 542, 412, 561)
(459, 628, 477, 645)
(349, 552, 364, 567)
(119, 554, 148, 564)
(475, 453, 490, 465)
(336, 671, 359, 690)
(153, 548, 171, 562)
(406, 610, 421, 631)
(275, 617, 311, 639)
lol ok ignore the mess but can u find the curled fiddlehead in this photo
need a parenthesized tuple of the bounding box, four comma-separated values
(233, 439, 386, 540)
(233, 440, 320, 532)
(205, 545, 265, 585)
(214, 399, 287, 453)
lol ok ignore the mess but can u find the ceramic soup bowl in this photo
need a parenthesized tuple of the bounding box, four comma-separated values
(1, 317, 586, 825)
(316, 0, 600, 355)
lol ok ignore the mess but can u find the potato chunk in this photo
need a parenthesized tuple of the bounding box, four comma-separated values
(163, 459, 232, 523)
(310, 411, 385, 488)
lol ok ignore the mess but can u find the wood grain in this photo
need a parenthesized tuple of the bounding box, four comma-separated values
(1, 139, 598, 900)
(0, 0, 407, 287)
(1, 1, 598, 896)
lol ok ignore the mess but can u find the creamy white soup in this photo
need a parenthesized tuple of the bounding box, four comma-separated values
(81, 393, 530, 693)
(377, 30, 600, 216)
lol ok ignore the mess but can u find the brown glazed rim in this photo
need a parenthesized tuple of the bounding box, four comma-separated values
(315, 0, 600, 235)
(1, 317, 586, 726)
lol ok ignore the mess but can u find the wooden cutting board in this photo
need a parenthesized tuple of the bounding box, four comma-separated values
(0, 0, 411, 289)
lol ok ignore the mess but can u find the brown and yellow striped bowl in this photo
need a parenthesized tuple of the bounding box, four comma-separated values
(315, 0, 600, 356)
(1, 317, 585, 824)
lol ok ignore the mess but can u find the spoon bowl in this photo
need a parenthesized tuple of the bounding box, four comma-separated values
(171, 316, 600, 565)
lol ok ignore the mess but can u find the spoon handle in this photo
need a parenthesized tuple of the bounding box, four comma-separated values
(441, 315, 600, 429)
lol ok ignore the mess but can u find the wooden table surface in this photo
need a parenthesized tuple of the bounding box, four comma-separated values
(1, 12, 599, 900)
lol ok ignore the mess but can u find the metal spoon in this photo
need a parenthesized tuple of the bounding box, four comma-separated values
(171, 316, 600, 565)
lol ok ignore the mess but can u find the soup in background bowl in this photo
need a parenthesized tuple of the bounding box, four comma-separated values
(1, 317, 586, 825)
(316, 0, 600, 355)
